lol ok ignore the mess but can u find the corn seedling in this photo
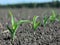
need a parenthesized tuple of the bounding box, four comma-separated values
(42, 15, 49, 31)
(43, 15, 49, 27)
(49, 10, 57, 23)
(32, 16, 41, 30)
(7, 10, 30, 42)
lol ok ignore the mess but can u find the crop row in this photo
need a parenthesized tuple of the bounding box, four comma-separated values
(6, 10, 60, 45)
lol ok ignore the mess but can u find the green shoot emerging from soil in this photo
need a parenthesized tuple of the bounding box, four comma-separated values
(7, 10, 30, 41)
(43, 15, 48, 27)
(49, 10, 56, 23)
(32, 16, 40, 30)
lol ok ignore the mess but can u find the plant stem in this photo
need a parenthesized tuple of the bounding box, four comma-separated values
(11, 32, 15, 41)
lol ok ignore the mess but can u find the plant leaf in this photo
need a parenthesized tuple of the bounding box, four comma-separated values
(7, 25, 13, 33)
(34, 22, 40, 30)
(32, 16, 40, 30)
(43, 16, 48, 26)
(16, 20, 30, 31)
(33, 16, 39, 28)
(33, 16, 39, 24)
(13, 23, 17, 31)
(17, 20, 30, 25)
(9, 10, 16, 29)
(49, 10, 56, 22)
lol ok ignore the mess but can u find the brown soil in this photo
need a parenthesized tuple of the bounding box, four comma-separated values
(0, 8, 60, 45)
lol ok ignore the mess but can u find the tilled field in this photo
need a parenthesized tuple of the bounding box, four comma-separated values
(0, 8, 60, 45)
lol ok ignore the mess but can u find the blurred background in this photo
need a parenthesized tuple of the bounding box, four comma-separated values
(0, 0, 60, 8)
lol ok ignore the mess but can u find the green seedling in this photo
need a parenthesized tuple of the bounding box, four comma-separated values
(49, 10, 56, 23)
(32, 16, 41, 30)
(7, 10, 30, 41)
(43, 16, 49, 27)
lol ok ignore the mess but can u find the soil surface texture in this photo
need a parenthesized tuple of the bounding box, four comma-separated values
(0, 8, 60, 45)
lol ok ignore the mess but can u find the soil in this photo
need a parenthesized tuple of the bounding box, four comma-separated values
(0, 7, 60, 45)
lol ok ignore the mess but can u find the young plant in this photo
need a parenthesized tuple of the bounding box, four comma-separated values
(7, 10, 30, 41)
(49, 10, 57, 23)
(32, 16, 41, 30)
(43, 15, 49, 27)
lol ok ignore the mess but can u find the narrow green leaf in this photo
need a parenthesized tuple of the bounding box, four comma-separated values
(34, 22, 40, 30)
(33, 16, 39, 29)
(7, 25, 13, 33)
(15, 20, 30, 32)
(17, 20, 30, 25)
(32, 16, 40, 30)
(13, 23, 17, 31)
(9, 10, 16, 29)
(43, 16, 48, 26)
(49, 10, 56, 22)
(33, 16, 39, 24)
